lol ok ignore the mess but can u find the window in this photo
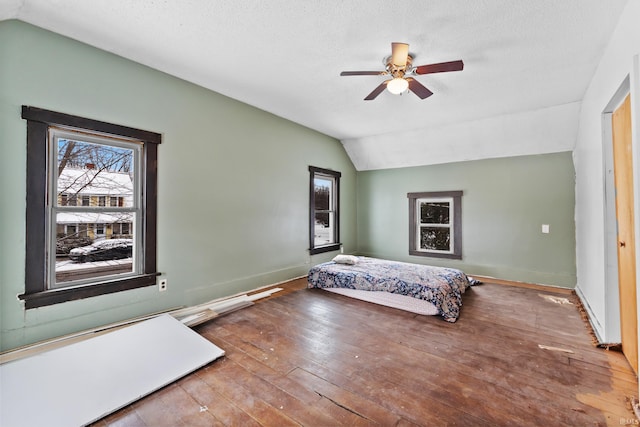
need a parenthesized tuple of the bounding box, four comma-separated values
(408, 191, 462, 259)
(309, 166, 341, 254)
(20, 106, 160, 308)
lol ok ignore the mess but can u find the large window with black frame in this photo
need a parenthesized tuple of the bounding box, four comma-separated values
(309, 166, 341, 254)
(21, 107, 160, 308)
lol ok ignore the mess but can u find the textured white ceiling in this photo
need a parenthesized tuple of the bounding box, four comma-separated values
(1, 0, 630, 169)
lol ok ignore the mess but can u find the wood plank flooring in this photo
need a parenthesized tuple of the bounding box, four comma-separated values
(94, 279, 638, 426)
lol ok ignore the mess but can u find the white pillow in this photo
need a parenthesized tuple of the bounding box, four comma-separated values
(332, 254, 359, 265)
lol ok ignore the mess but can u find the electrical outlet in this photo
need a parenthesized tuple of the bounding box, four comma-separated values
(158, 278, 168, 292)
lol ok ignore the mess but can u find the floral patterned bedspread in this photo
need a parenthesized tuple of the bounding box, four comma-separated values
(307, 257, 471, 322)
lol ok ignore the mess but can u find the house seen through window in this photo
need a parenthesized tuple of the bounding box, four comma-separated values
(54, 132, 137, 286)
(21, 107, 160, 308)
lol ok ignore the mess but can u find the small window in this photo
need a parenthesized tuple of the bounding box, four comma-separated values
(21, 106, 160, 308)
(309, 166, 341, 254)
(408, 191, 462, 259)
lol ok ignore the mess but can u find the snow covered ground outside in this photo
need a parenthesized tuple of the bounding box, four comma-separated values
(314, 223, 332, 246)
(56, 258, 132, 272)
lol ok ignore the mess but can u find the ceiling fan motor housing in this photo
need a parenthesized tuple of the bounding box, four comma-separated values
(385, 54, 413, 78)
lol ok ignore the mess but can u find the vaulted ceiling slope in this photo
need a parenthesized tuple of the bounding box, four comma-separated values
(0, 0, 630, 170)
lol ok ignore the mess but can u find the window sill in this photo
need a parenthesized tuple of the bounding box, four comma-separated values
(409, 249, 462, 260)
(19, 274, 157, 309)
(310, 243, 341, 255)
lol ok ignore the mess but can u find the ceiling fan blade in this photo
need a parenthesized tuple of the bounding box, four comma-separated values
(364, 81, 390, 100)
(414, 60, 464, 75)
(406, 78, 433, 99)
(340, 71, 385, 76)
(391, 42, 409, 67)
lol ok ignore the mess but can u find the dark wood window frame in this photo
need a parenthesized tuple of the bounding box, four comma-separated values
(20, 106, 161, 309)
(309, 166, 341, 255)
(408, 190, 463, 260)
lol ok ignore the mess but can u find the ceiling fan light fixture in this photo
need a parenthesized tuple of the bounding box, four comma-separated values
(339, 42, 462, 101)
(387, 77, 409, 95)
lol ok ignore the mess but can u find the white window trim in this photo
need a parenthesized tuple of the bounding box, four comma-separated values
(314, 173, 336, 245)
(415, 196, 455, 255)
(48, 128, 143, 290)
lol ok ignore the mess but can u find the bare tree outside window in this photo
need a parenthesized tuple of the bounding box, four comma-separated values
(419, 201, 451, 251)
(21, 106, 160, 309)
(408, 191, 463, 260)
(313, 177, 333, 245)
(309, 166, 341, 254)
(53, 133, 138, 287)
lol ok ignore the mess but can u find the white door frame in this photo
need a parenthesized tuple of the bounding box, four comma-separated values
(601, 54, 640, 353)
(602, 76, 630, 343)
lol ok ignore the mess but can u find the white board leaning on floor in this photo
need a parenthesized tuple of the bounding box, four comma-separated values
(0, 314, 225, 427)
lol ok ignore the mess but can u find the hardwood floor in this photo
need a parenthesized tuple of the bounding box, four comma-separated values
(94, 279, 637, 426)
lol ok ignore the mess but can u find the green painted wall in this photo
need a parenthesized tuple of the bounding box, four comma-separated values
(0, 19, 578, 352)
(356, 152, 576, 287)
(0, 20, 356, 351)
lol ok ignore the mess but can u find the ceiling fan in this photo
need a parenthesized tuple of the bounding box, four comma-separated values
(340, 42, 463, 100)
